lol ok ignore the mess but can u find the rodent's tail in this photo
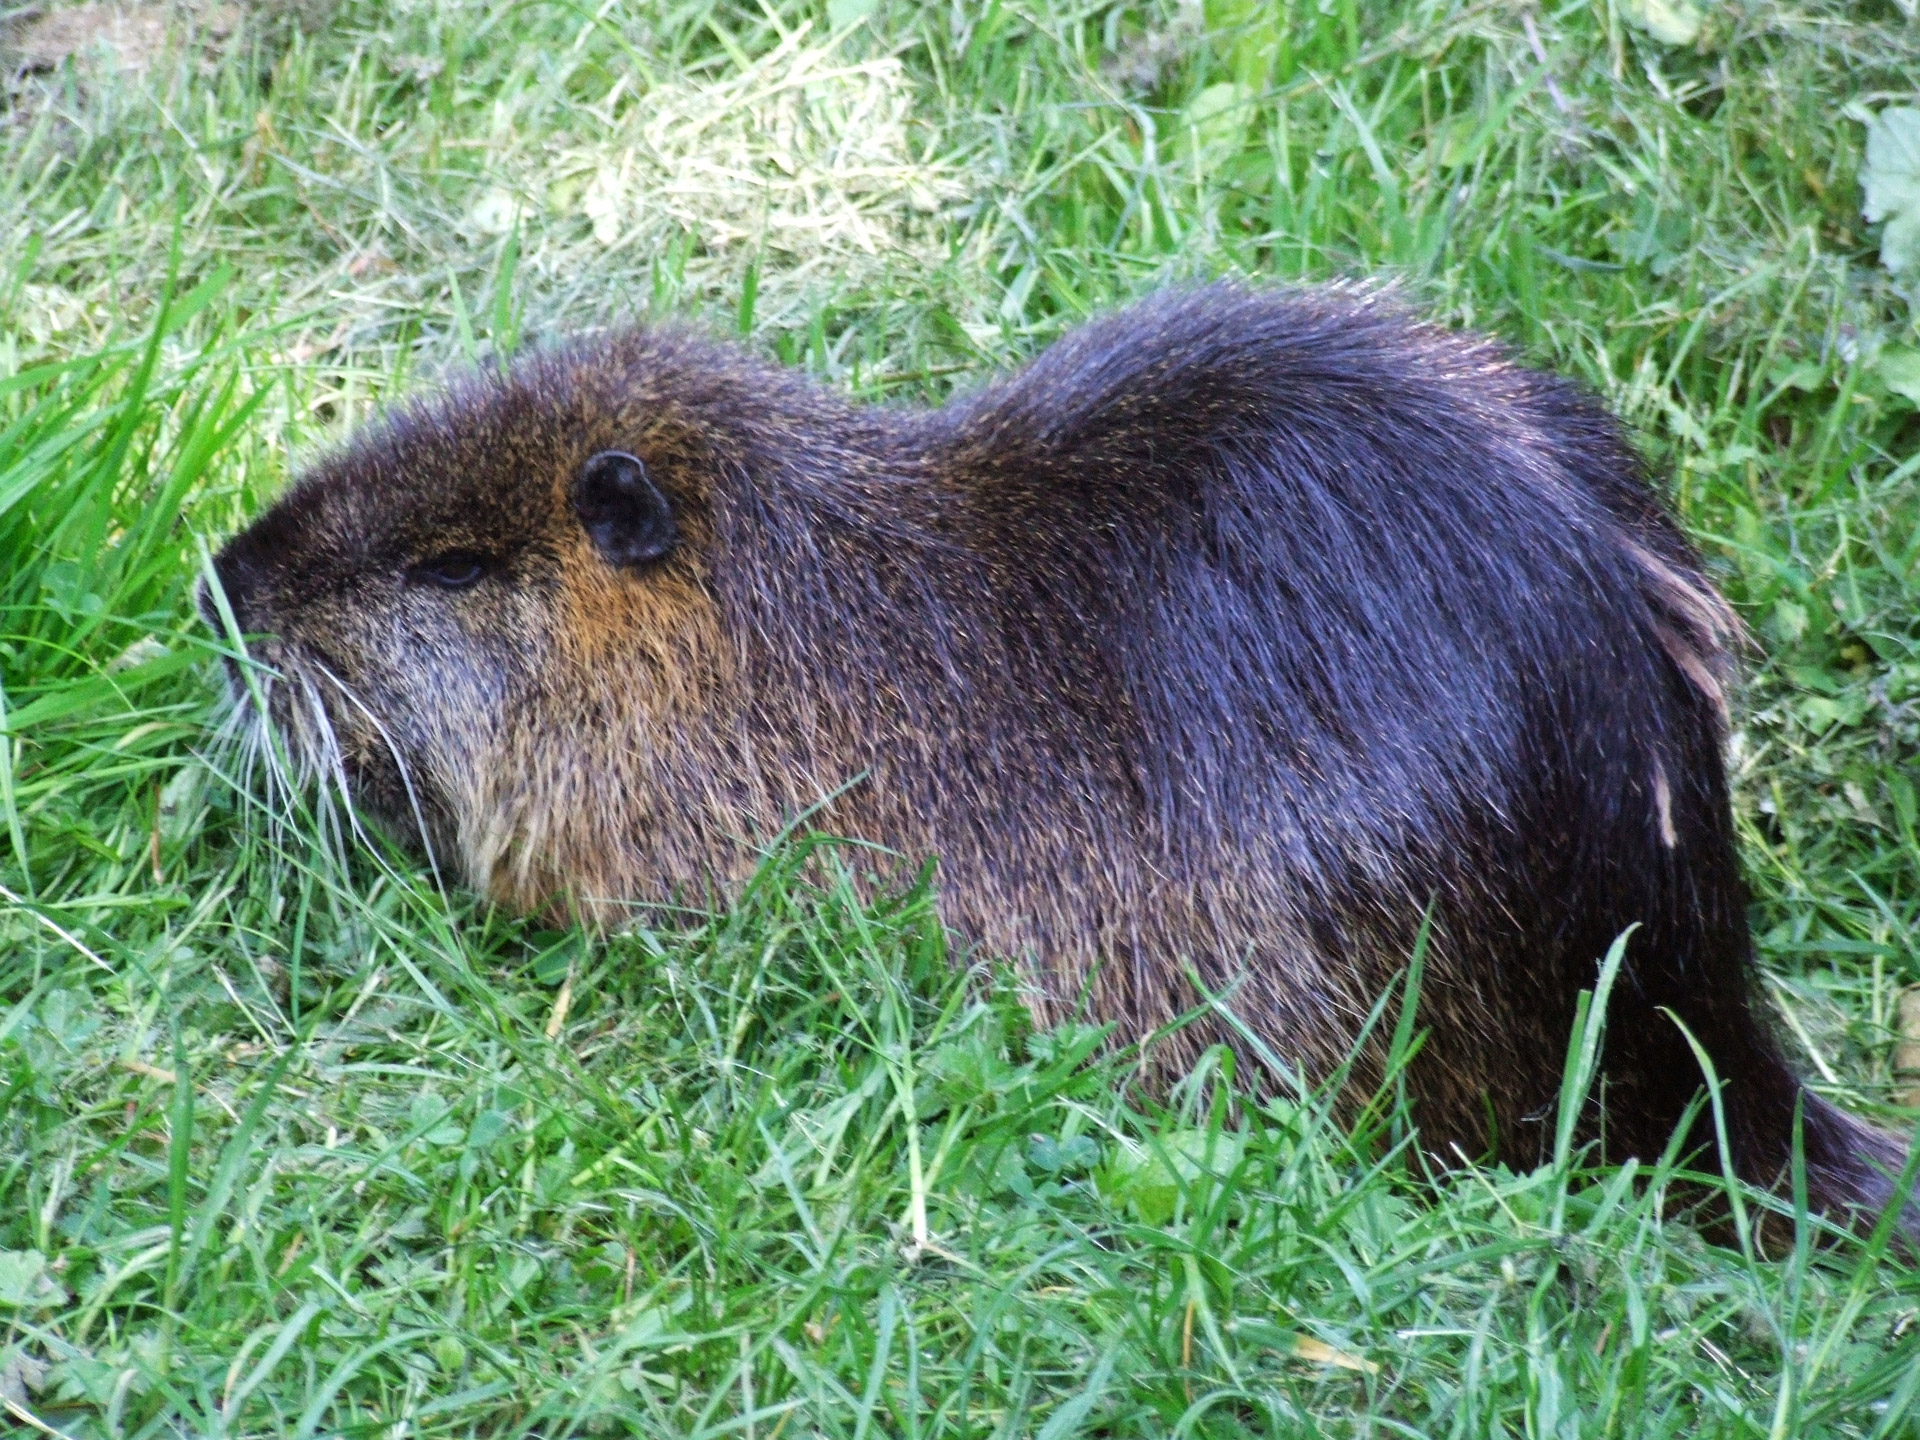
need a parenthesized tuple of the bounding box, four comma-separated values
(1719, 1017, 1919, 1245)
(1608, 495, 1920, 1245)
(1785, 1087, 1919, 1241)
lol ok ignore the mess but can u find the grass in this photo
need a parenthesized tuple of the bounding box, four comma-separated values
(2, 0, 1919, 1434)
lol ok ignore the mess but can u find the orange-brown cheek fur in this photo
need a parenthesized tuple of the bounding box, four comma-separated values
(460, 539, 747, 918)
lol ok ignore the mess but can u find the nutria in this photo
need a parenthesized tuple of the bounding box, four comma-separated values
(207, 284, 1915, 1232)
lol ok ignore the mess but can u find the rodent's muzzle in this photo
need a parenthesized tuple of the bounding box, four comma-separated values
(199, 533, 273, 693)
(200, 541, 258, 628)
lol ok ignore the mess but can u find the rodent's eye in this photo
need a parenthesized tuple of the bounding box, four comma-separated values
(407, 551, 492, 589)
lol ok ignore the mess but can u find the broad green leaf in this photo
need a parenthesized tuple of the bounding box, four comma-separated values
(1620, 0, 1704, 45)
(1184, 82, 1256, 164)
(1862, 107, 1920, 276)
(1878, 345, 1920, 405)
(827, 0, 876, 29)
(1099, 1128, 1245, 1225)
(0, 1250, 65, 1309)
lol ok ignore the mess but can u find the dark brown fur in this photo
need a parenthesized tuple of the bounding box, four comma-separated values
(208, 284, 1917, 1234)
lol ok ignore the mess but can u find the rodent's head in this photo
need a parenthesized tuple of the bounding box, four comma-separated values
(204, 354, 728, 912)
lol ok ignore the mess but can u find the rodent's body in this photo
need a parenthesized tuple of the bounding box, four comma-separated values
(211, 285, 1913, 1227)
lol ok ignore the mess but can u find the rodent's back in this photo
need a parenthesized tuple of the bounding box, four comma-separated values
(869, 291, 1704, 1096)
(824, 288, 1722, 902)
(729, 287, 1889, 1211)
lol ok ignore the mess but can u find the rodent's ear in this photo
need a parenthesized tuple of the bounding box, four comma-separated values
(572, 450, 677, 569)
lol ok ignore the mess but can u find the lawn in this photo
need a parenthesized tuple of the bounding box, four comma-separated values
(3, 0, 1919, 1435)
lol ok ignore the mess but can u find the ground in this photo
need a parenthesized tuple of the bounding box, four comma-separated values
(2, 0, 1918, 1435)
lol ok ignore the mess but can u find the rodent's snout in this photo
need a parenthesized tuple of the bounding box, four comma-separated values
(200, 535, 277, 702)
(201, 536, 264, 638)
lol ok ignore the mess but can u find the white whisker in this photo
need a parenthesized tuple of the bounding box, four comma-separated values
(201, 657, 359, 893)
(308, 660, 449, 900)
(294, 671, 355, 864)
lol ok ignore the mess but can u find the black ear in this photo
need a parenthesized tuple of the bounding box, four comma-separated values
(572, 450, 677, 568)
